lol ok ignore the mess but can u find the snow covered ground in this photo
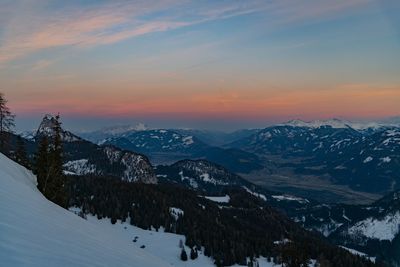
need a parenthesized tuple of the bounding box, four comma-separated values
(272, 195, 309, 204)
(340, 246, 376, 263)
(68, 210, 216, 267)
(0, 153, 169, 267)
(0, 153, 280, 267)
(69, 211, 280, 267)
(242, 186, 267, 201)
(63, 159, 96, 175)
(347, 212, 400, 241)
(204, 195, 231, 203)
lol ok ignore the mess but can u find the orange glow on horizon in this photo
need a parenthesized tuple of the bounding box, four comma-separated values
(9, 83, 400, 121)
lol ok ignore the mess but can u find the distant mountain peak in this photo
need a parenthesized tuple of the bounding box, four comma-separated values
(36, 114, 57, 135)
(280, 118, 386, 130)
(36, 114, 81, 142)
(100, 123, 149, 135)
(282, 118, 353, 129)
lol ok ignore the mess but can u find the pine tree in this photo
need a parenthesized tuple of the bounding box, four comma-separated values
(190, 247, 198, 260)
(35, 114, 67, 208)
(47, 114, 67, 208)
(35, 136, 49, 192)
(180, 248, 188, 261)
(15, 136, 30, 168)
(0, 92, 15, 153)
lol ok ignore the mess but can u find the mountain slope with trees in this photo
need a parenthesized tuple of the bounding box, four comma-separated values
(0, 92, 15, 155)
(8, 114, 158, 184)
(99, 129, 263, 173)
(0, 152, 185, 267)
(67, 173, 379, 267)
(229, 123, 400, 203)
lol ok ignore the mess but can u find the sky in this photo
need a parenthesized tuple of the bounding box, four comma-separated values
(0, 0, 399, 131)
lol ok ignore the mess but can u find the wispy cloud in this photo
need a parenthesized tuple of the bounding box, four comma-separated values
(0, 0, 185, 64)
(30, 59, 53, 71)
(0, 0, 369, 65)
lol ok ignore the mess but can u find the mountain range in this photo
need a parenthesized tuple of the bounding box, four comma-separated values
(74, 118, 400, 204)
(97, 128, 263, 173)
(5, 115, 400, 266)
(228, 122, 400, 203)
(155, 158, 400, 266)
(18, 115, 157, 184)
(0, 152, 380, 267)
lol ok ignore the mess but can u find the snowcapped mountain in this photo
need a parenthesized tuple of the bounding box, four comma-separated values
(155, 158, 365, 238)
(156, 159, 257, 193)
(63, 142, 157, 183)
(21, 115, 158, 184)
(277, 119, 384, 130)
(67, 167, 377, 266)
(156, 159, 319, 212)
(264, 187, 400, 265)
(377, 116, 400, 127)
(0, 146, 381, 266)
(80, 126, 258, 147)
(154, 157, 399, 265)
(346, 212, 400, 242)
(229, 124, 400, 201)
(280, 118, 396, 131)
(344, 191, 400, 240)
(0, 153, 168, 267)
(0, 154, 319, 267)
(329, 191, 400, 266)
(101, 129, 199, 154)
(100, 129, 263, 173)
(78, 123, 149, 143)
(175, 128, 260, 146)
(36, 114, 82, 142)
(100, 123, 149, 134)
(19, 130, 36, 141)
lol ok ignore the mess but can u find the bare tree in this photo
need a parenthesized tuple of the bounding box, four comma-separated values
(0, 92, 15, 152)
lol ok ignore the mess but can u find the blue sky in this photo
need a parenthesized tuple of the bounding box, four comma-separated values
(0, 0, 399, 131)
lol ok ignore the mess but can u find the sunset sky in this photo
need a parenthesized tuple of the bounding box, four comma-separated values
(1, 0, 399, 131)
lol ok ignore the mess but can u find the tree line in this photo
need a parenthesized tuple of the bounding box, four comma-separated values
(34, 114, 67, 208)
(0, 92, 15, 155)
(67, 174, 382, 267)
(0, 92, 66, 208)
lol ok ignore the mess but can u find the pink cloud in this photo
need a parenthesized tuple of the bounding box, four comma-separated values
(0, 0, 369, 65)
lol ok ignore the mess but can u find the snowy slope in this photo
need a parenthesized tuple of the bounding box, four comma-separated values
(66, 213, 279, 267)
(68, 212, 216, 267)
(0, 153, 280, 267)
(347, 212, 400, 241)
(0, 153, 168, 267)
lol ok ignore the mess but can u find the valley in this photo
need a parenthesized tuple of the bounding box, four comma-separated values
(241, 169, 381, 204)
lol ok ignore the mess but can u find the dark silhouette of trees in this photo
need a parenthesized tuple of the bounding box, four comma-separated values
(35, 114, 67, 208)
(190, 247, 198, 260)
(48, 114, 67, 207)
(35, 136, 49, 192)
(0, 92, 15, 154)
(180, 248, 188, 261)
(15, 136, 30, 168)
(67, 175, 380, 267)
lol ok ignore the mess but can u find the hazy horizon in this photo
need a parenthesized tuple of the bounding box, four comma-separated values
(13, 112, 400, 133)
